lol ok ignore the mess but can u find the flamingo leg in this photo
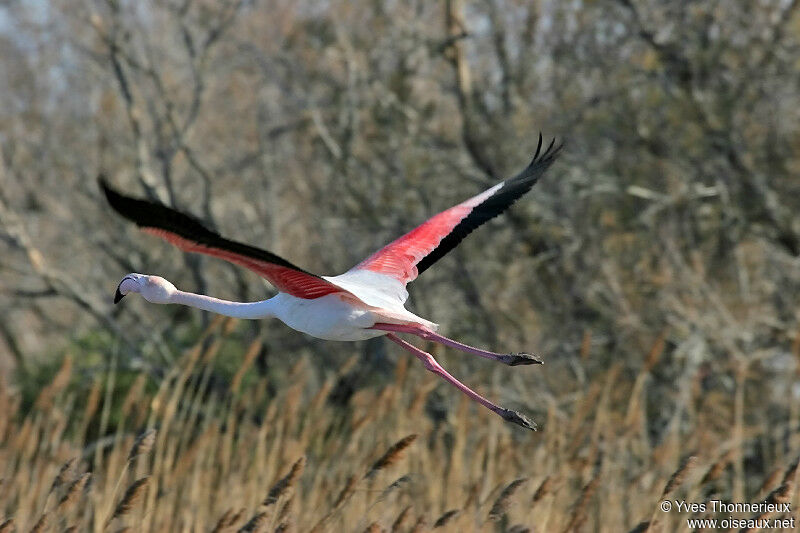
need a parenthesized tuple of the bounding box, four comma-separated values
(373, 323, 542, 366)
(384, 333, 535, 430)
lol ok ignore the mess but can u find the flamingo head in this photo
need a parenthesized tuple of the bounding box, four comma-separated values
(114, 273, 176, 305)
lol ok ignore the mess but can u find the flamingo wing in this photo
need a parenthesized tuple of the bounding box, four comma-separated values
(350, 134, 562, 284)
(100, 179, 352, 300)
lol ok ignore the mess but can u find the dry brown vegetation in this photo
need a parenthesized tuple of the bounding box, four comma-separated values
(2, 318, 800, 531)
(2, 0, 800, 531)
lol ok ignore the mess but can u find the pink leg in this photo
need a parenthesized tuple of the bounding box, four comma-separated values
(385, 333, 536, 430)
(373, 323, 542, 366)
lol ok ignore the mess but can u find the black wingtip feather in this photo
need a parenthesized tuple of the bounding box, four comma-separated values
(533, 133, 543, 161)
(414, 133, 563, 276)
(99, 175, 208, 232)
(98, 175, 316, 275)
(513, 135, 562, 180)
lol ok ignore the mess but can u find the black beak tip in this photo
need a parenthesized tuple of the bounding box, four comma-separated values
(114, 287, 126, 304)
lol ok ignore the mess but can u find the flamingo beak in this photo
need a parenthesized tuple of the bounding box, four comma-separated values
(114, 275, 135, 304)
(114, 286, 126, 304)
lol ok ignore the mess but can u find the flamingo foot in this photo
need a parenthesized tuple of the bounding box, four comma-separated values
(372, 323, 546, 368)
(498, 352, 543, 366)
(500, 408, 537, 431)
(385, 333, 538, 431)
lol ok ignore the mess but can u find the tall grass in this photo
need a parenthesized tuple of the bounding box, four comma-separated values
(1, 318, 798, 532)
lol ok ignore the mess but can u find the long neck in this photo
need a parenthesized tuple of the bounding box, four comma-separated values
(171, 290, 276, 320)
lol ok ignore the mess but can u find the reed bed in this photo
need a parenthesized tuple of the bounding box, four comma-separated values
(1, 319, 798, 532)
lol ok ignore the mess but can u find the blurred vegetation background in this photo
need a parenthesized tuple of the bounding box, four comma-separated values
(1, 0, 800, 530)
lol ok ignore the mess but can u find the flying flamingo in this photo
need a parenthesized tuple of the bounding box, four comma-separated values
(101, 135, 561, 430)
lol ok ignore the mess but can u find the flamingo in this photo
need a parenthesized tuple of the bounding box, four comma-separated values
(101, 135, 561, 430)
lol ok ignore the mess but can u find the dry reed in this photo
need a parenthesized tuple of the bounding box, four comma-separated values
(237, 511, 267, 532)
(390, 506, 412, 533)
(660, 454, 697, 498)
(210, 508, 238, 533)
(562, 471, 600, 533)
(365, 435, 418, 479)
(276, 494, 294, 524)
(127, 428, 157, 461)
(28, 514, 47, 533)
(1, 323, 798, 532)
(701, 449, 736, 485)
(333, 475, 358, 509)
(432, 509, 460, 528)
(109, 477, 150, 522)
(263, 456, 306, 506)
(531, 476, 556, 504)
(379, 475, 413, 500)
(488, 478, 528, 521)
(49, 457, 77, 493)
(57, 473, 91, 511)
(741, 464, 796, 533)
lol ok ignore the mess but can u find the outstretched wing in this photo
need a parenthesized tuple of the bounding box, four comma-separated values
(99, 178, 351, 300)
(350, 134, 562, 284)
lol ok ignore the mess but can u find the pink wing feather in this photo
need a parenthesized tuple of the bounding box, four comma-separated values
(100, 179, 353, 301)
(142, 229, 346, 299)
(351, 184, 502, 283)
(351, 135, 562, 285)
